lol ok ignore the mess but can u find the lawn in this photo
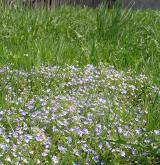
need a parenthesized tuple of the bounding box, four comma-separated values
(0, 4, 160, 164)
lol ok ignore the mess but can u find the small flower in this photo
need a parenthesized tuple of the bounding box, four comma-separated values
(12, 145, 17, 152)
(42, 152, 48, 157)
(117, 127, 122, 133)
(82, 128, 89, 135)
(105, 141, 111, 149)
(96, 124, 101, 129)
(120, 150, 125, 157)
(154, 130, 160, 135)
(144, 139, 150, 143)
(23, 158, 28, 163)
(86, 158, 90, 165)
(81, 143, 88, 152)
(101, 160, 105, 165)
(73, 148, 79, 156)
(37, 159, 41, 164)
(25, 103, 34, 110)
(107, 66, 114, 70)
(5, 157, 11, 162)
(98, 143, 103, 149)
(31, 111, 39, 118)
(29, 150, 34, 154)
(135, 128, 141, 135)
(58, 145, 67, 153)
(36, 136, 43, 142)
(13, 132, 18, 138)
(93, 156, 99, 163)
(66, 136, 72, 144)
(52, 156, 59, 164)
(19, 109, 27, 116)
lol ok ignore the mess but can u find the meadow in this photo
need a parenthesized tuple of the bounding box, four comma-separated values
(0, 4, 160, 164)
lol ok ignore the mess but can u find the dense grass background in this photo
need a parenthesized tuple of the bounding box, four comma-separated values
(0, 5, 160, 84)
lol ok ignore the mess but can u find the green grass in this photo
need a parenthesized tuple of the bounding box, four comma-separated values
(0, 5, 160, 83)
(0, 4, 160, 164)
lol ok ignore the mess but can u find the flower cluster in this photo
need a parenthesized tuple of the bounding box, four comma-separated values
(0, 64, 159, 164)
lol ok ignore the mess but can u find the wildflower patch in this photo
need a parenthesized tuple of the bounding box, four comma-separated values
(0, 64, 159, 164)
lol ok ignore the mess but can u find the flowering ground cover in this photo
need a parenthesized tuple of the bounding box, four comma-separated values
(0, 64, 159, 164)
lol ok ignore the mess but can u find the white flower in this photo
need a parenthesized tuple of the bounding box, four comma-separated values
(120, 151, 125, 157)
(5, 157, 11, 162)
(52, 156, 59, 164)
(37, 159, 41, 164)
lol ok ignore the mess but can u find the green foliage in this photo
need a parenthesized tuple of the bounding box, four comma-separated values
(0, 5, 159, 164)
(0, 5, 159, 84)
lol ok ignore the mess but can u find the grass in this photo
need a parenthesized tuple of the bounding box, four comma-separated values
(0, 4, 160, 164)
(0, 5, 160, 83)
